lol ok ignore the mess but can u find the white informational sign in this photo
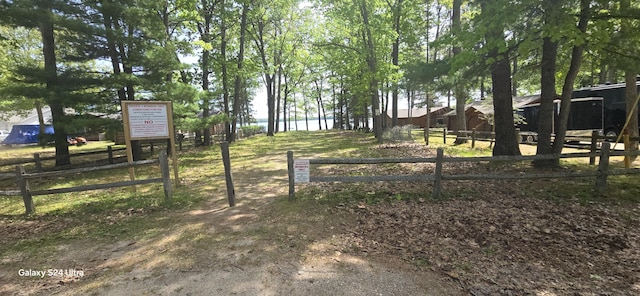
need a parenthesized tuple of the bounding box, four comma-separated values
(127, 104, 170, 139)
(294, 159, 310, 183)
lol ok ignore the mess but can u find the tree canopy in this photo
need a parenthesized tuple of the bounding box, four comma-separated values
(1, 0, 639, 162)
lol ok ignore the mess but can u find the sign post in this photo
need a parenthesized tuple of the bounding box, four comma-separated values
(121, 101, 179, 187)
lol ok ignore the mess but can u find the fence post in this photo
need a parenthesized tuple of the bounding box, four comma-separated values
(589, 130, 598, 165)
(220, 142, 236, 207)
(623, 128, 630, 169)
(515, 128, 521, 144)
(16, 165, 34, 215)
(159, 150, 172, 202)
(595, 142, 611, 193)
(108, 145, 114, 164)
(33, 153, 42, 172)
(424, 127, 429, 146)
(471, 128, 476, 148)
(288, 150, 295, 201)
(443, 128, 447, 144)
(433, 148, 444, 199)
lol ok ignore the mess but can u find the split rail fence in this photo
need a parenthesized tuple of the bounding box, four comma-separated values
(0, 145, 127, 180)
(1, 150, 172, 215)
(287, 142, 640, 200)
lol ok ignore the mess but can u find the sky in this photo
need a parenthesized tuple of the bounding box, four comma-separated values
(251, 87, 269, 119)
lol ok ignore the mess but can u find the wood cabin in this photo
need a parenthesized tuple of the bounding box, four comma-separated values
(444, 95, 542, 132)
(385, 106, 451, 128)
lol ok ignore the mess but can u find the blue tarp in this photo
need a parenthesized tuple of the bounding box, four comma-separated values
(1, 124, 54, 145)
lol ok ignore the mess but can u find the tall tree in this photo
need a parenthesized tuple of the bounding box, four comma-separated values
(552, 0, 590, 157)
(480, 0, 521, 156)
(534, 0, 561, 167)
(1, 0, 71, 165)
(230, 1, 249, 142)
(196, 0, 217, 145)
(451, 0, 468, 144)
(388, 0, 403, 127)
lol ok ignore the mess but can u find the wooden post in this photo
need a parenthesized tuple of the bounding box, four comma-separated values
(33, 153, 42, 172)
(16, 165, 34, 215)
(159, 150, 172, 201)
(424, 111, 430, 146)
(220, 142, 235, 207)
(108, 145, 114, 164)
(515, 128, 521, 144)
(433, 148, 444, 199)
(596, 142, 611, 193)
(424, 127, 429, 146)
(288, 150, 295, 200)
(623, 128, 630, 169)
(443, 128, 447, 144)
(471, 128, 476, 148)
(150, 142, 155, 152)
(589, 130, 598, 165)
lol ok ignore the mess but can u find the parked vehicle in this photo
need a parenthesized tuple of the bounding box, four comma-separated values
(571, 81, 640, 138)
(516, 81, 640, 142)
(0, 130, 9, 142)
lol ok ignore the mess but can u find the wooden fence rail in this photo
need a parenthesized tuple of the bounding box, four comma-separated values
(0, 145, 127, 177)
(5, 150, 172, 215)
(287, 142, 640, 200)
(437, 128, 640, 151)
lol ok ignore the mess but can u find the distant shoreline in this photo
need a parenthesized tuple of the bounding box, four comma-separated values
(253, 117, 334, 123)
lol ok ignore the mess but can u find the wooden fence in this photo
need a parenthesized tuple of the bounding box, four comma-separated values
(438, 128, 640, 152)
(0, 145, 127, 179)
(2, 150, 172, 215)
(287, 142, 640, 200)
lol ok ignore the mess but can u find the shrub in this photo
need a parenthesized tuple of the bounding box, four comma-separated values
(240, 125, 265, 137)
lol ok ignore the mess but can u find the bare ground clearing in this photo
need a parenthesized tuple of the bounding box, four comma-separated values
(1, 140, 639, 295)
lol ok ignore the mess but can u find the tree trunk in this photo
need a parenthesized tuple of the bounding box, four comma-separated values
(534, 36, 558, 167)
(481, 0, 521, 156)
(283, 75, 289, 132)
(267, 75, 276, 135)
(231, 3, 248, 142)
(625, 71, 639, 158)
(198, 0, 214, 145)
(100, 1, 127, 102)
(275, 65, 282, 133)
(620, 0, 639, 159)
(390, 0, 403, 127)
(39, 4, 70, 166)
(552, 0, 589, 158)
(304, 102, 309, 131)
(452, 0, 467, 144)
(293, 93, 299, 130)
(221, 0, 232, 142)
(490, 55, 520, 156)
(35, 101, 46, 147)
(357, 0, 382, 141)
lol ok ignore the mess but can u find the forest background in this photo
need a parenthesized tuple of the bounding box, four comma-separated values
(0, 0, 639, 166)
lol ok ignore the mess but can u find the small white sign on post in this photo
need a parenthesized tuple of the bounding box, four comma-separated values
(293, 159, 310, 183)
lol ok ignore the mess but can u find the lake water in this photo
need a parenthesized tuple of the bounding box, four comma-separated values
(256, 119, 335, 131)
